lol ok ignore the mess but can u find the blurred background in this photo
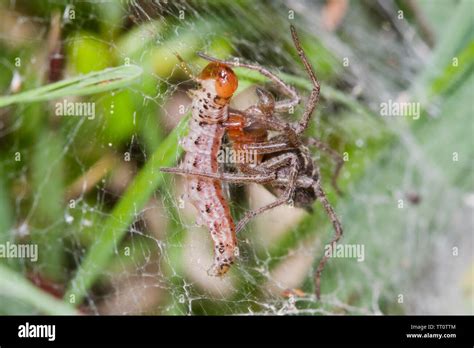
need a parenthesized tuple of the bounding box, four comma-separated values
(0, 0, 472, 315)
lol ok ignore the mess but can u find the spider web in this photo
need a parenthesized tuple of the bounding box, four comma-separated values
(0, 0, 472, 315)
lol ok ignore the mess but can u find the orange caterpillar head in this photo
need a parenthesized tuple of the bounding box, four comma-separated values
(199, 62, 238, 99)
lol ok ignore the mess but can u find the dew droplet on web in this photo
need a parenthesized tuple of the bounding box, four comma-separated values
(16, 222, 30, 238)
(9, 70, 22, 93)
(81, 219, 93, 227)
(64, 212, 74, 224)
(463, 193, 474, 208)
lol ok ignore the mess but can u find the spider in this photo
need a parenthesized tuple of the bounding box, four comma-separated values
(162, 25, 343, 299)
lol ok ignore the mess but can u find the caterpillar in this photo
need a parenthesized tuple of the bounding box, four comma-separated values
(176, 62, 239, 276)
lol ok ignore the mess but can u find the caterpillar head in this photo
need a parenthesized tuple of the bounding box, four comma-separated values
(199, 62, 238, 99)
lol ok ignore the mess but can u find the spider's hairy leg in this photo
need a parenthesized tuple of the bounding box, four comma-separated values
(307, 137, 345, 196)
(289, 25, 321, 135)
(197, 52, 300, 111)
(235, 152, 300, 233)
(240, 140, 295, 155)
(174, 52, 198, 81)
(312, 178, 343, 300)
(160, 167, 276, 184)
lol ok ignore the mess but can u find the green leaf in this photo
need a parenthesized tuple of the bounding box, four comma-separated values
(0, 65, 143, 108)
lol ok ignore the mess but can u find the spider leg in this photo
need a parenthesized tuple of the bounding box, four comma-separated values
(197, 52, 300, 111)
(311, 169, 343, 300)
(160, 167, 276, 184)
(174, 53, 197, 81)
(235, 153, 300, 233)
(240, 140, 295, 155)
(307, 137, 344, 196)
(271, 121, 301, 147)
(289, 25, 321, 135)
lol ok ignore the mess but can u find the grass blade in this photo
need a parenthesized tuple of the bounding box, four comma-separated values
(0, 264, 78, 315)
(0, 65, 143, 108)
(64, 114, 189, 304)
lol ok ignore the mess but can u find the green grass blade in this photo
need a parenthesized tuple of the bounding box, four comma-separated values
(412, 0, 474, 102)
(0, 65, 143, 108)
(0, 264, 78, 315)
(64, 114, 189, 304)
(0, 173, 13, 245)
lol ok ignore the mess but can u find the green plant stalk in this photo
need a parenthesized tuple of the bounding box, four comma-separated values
(160, 197, 189, 315)
(0, 173, 13, 245)
(65, 114, 189, 304)
(0, 264, 78, 315)
(0, 65, 143, 108)
(430, 41, 474, 96)
(29, 123, 67, 281)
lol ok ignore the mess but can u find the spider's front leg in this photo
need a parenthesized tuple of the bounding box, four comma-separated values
(160, 167, 276, 184)
(197, 52, 301, 112)
(289, 25, 321, 135)
(234, 152, 301, 233)
(307, 137, 345, 196)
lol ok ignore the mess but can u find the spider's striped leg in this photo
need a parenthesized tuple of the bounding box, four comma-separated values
(307, 137, 344, 196)
(289, 25, 321, 135)
(311, 170, 343, 300)
(235, 152, 300, 233)
(160, 167, 276, 184)
(197, 52, 301, 112)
